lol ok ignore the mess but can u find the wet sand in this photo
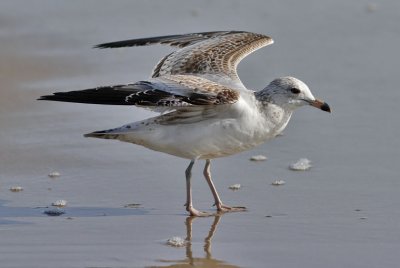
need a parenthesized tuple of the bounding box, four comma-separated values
(1, 1, 400, 267)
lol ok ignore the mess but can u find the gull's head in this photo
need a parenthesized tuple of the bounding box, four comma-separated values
(259, 76, 331, 113)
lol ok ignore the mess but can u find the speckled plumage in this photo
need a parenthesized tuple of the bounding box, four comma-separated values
(40, 31, 330, 216)
(150, 32, 273, 88)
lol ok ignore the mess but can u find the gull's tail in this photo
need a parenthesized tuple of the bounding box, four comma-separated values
(84, 122, 138, 140)
(84, 129, 121, 140)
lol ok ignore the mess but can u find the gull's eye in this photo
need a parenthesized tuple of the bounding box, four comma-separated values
(290, 88, 301, 94)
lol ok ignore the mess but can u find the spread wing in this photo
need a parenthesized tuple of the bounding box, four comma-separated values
(94, 31, 236, 49)
(38, 75, 239, 111)
(95, 31, 274, 90)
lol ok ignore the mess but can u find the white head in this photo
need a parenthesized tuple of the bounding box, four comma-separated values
(257, 76, 331, 112)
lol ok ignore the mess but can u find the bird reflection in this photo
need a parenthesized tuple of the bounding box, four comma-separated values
(149, 215, 239, 268)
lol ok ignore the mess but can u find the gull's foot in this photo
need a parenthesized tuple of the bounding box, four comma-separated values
(216, 203, 247, 213)
(185, 204, 213, 217)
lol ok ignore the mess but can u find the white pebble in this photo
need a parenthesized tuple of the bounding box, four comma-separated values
(289, 158, 312, 171)
(166, 236, 187, 247)
(9, 186, 23, 192)
(271, 180, 286, 186)
(250, 155, 267, 161)
(52, 200, 67, 207)
(48, 171, 61, 178)
(228, 184, 241, 190)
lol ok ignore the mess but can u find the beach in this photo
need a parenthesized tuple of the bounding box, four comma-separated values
(1, 1, 399, 267)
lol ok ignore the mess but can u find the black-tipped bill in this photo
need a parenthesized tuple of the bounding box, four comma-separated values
(310, 99, 331, 113)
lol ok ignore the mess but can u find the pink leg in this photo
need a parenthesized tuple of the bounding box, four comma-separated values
(203, 159, 246, 213)
(184, 160, 211, 217)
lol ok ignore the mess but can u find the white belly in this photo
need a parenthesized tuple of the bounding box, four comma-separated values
(112, 102, 291, 160)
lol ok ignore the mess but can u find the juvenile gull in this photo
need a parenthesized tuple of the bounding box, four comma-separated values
(39, 31, 331, 216)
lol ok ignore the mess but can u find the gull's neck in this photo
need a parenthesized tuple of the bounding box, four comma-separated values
(253, 90, 294, 137)
(254, 88, 297, 113)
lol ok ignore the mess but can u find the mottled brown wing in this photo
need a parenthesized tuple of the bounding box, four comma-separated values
(160, 75, 239, 105)
(95, 31, 273, 89)
(151, 32, 273, 89)
(38, 75, 238, 108)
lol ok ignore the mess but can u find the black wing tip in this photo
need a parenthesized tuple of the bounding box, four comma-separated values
(36, 95, 68, 103)
(92, 30, 252, 49)
(37, 93, 71, 102)
(93, 40, 141, 49)
(37, 95, 54, 101)
(93, 37, 161, 49)
(93, 43, 110, 49)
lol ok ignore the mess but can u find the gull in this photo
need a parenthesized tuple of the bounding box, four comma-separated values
(39, 31, 331, 216)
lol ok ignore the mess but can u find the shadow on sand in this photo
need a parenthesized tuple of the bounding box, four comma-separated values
(0, 200, 149, 224)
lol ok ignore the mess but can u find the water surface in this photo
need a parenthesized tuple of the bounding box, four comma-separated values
(1, 1, 399, 267)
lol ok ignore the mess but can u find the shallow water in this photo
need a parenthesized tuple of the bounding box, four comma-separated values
(1, 1, 400, 267)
